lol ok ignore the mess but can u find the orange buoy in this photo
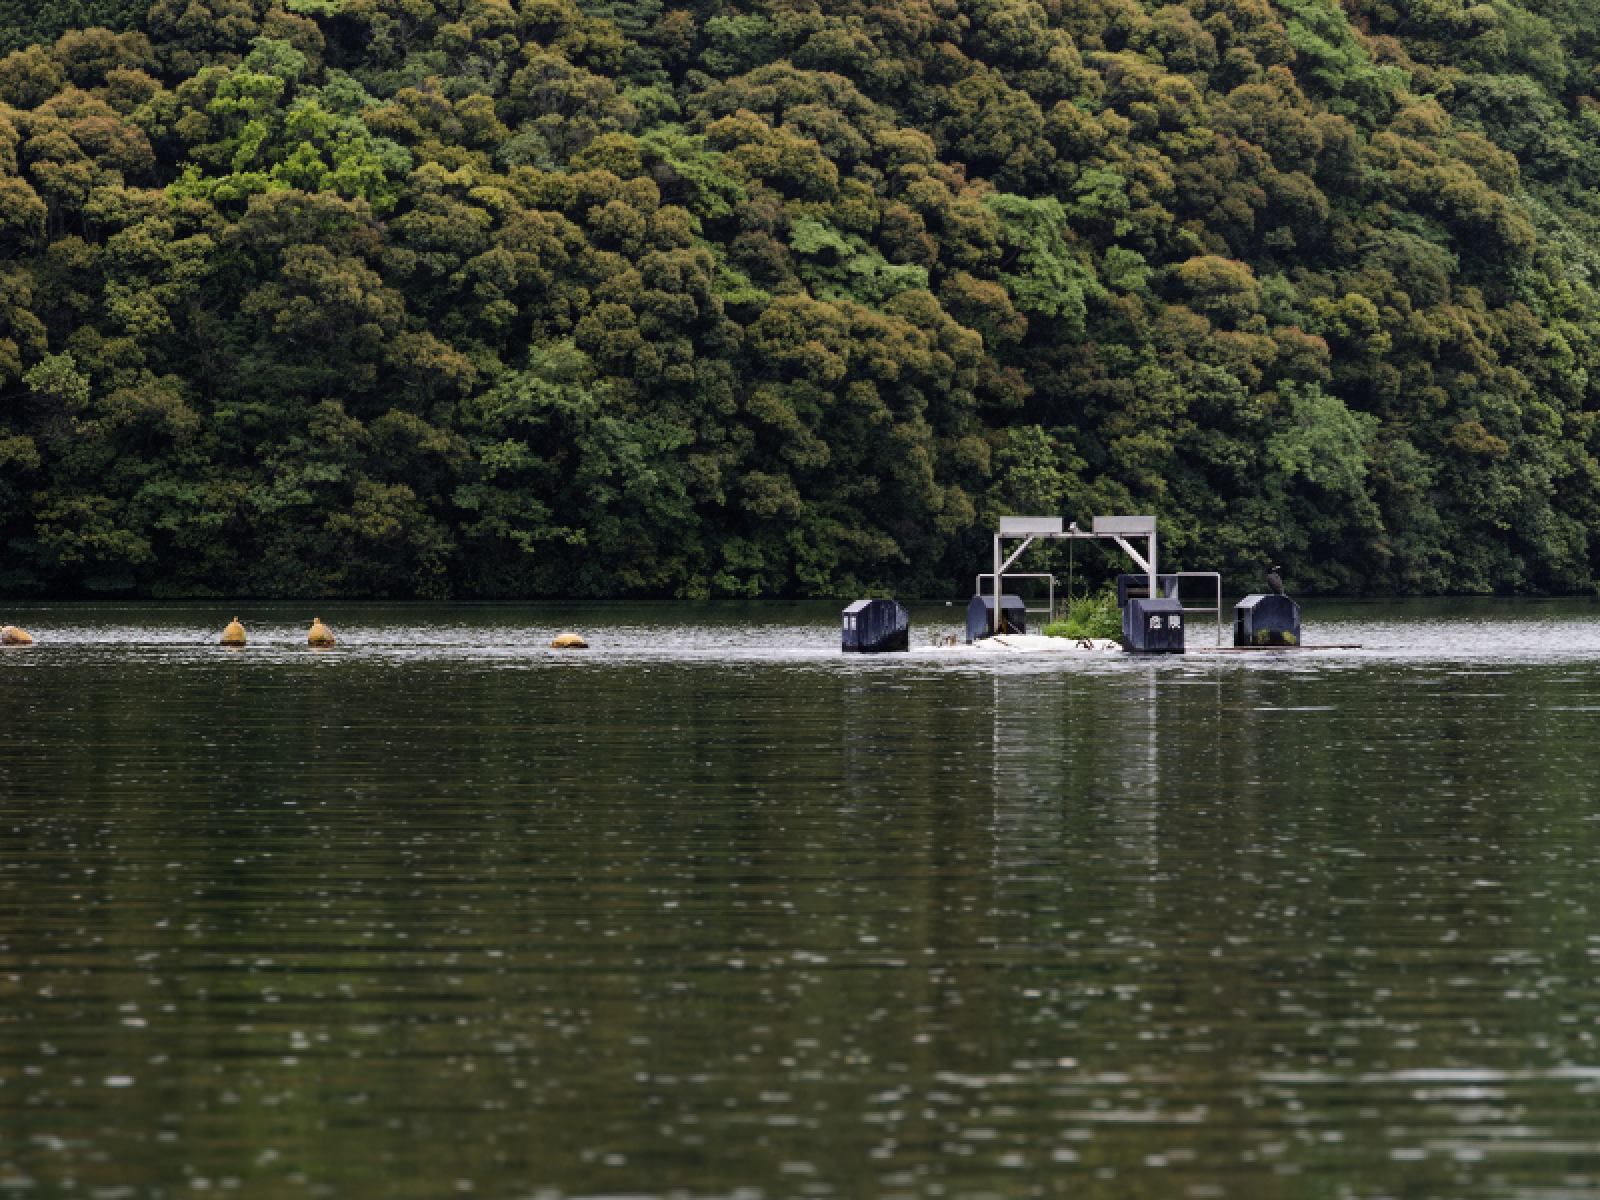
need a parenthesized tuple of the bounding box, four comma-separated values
(0, 625, 33, 646)
(551, 632, 588, 648)
(308, 617, 335, 647)
(220, 617, 246, 647)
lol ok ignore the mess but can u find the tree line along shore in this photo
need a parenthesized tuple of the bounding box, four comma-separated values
(2, 0, 1599, 599)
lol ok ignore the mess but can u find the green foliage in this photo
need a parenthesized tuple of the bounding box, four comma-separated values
(636, 127, 746, 220)
(0, 0, 146, 55)
(1277, 0, 1412, 123)
(1043, 587, 1121, 640)
(24, 353, 90, 410)
(4, 0, 1600, 599)
(789, 217, 930, 307)
(984, 193, 1102, 332)
(1265, 382, 1380, 500)
(699, 15, 778, 77)
(164, 41, 412, 214)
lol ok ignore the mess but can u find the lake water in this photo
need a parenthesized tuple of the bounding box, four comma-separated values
(5, 598, 1600, 1199)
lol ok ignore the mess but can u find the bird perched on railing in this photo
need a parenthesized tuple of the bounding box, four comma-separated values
(1267, 566, 1285, 596)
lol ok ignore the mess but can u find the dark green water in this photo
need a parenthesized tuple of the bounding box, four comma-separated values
(6, 599, 1600, 1199)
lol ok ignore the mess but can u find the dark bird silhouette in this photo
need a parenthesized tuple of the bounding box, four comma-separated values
(1267, 566, 1285, 596)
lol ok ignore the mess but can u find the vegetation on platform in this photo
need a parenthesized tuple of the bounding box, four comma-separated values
(1043, 586, 1122, 638)
(4, 0, 1600, 598)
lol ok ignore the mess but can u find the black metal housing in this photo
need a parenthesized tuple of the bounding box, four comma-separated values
(841, 598, 910, 653)
(1234, 594, 1301, 646)
(1123, 596, 1186, 653)
(966, 594, 1026, 642)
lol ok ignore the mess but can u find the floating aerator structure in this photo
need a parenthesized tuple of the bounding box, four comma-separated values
(841, 598, 910, 653)
(970, 515, 1224, 652)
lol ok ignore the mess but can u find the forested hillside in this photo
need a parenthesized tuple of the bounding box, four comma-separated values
(2, 0, 1599, 597)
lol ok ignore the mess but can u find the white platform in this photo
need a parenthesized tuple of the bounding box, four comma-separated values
(962, 635, 1122, 654)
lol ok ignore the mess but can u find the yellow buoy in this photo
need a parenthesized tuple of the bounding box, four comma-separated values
(308, 617, 336, 647)
(0, 625, 33, 646)
(551, 632, 588, 648)
(220, 617, 246, 647)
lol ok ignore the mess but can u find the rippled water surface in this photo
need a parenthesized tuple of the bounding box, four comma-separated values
(7, 597, 1600, 1199)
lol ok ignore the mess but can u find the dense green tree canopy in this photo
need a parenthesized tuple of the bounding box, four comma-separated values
(3, 0, 1600, 597)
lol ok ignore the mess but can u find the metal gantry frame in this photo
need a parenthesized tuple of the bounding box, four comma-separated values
(989, 516, 1224, 646)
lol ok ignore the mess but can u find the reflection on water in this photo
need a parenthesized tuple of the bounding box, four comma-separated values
(4, 598, 1600, 1198)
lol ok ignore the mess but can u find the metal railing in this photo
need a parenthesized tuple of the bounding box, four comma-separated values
(1173, 571, 1223, 647)
(976, 573, 1055, 625)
